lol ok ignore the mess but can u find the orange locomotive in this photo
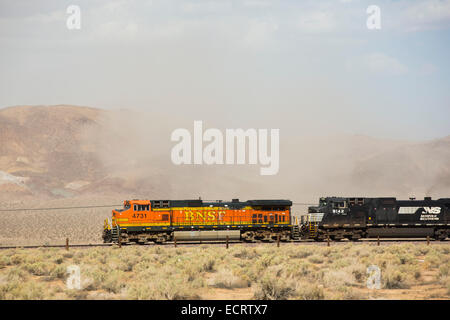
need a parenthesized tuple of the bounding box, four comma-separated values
(103, 199, 294, 243)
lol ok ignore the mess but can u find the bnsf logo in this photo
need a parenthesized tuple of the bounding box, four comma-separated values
(422, 207, 441, 214)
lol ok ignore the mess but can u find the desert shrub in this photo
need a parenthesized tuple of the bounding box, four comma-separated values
(200, 257, 216, 272)
(413, 268, 421, 280)
(308, 255, 324, 264)
(383, 266, 409, 289)
(350, 264, 366, 283)
(101, 270, 126, 294)
(331, 258, 352, 269)
(266, 265, 284, 278)
(323, 248, 344, 261)
(438, 246, 450, 255)
(370, 247, 385, 255)
(398, 253, 415, 265)
(295, 282, 324, 300)
(81, 265, 107, 290)
(425, 252, 442, 269)
(288, 248, 313, 259)
(323, 269, 355, 288)
(23, 262, 52, 276)
(153, 246, 163, 255)
(127, 276, 199, 300)
(257, 254, 274, 269)
(50, 265, 68, 280)
(63, 251, 74, 259)
(53, 255, 64, 265)
(1, 281, 47, 299)
(0, 255, 12, 268)
(10, 254, 24, 265)
(183, 263, 201, 282)
(0, 280, 20, 299)
(253, 275, 295, 300)
(439, 264, 450, 278)
(6, 268, 28, 281)
(284, 261, 312, 278)
(233, 247, 259, 260)
(208, 269, 249, 289)
(413, 246, 429, 256)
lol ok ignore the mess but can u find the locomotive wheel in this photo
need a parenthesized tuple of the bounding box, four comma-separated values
(155, 235, 168, 244)
(434, 230, 448, 241)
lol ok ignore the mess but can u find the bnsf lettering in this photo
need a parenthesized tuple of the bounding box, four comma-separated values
(184, 211, 226, 222)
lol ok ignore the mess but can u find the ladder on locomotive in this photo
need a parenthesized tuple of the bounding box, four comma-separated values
(291, 225, 300, 239)
(111, 225, 120, 243)
(308, 215, 318, 238)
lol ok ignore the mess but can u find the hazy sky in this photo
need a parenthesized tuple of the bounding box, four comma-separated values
(1, 0, 449, 140)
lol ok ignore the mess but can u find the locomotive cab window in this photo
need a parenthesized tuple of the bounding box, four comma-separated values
(333, 201, 347, 209)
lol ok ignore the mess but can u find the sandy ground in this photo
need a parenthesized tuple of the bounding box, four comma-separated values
(0, 197, 118, 245)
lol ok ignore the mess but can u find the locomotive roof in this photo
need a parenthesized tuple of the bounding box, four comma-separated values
(320, 196, 450, 204)
(147, 199, 292, 208)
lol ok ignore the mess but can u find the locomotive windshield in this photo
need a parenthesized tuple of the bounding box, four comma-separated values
(332, 201, 347, 208)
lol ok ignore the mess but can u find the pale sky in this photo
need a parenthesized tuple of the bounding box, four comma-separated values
(1, 0, 449, 140)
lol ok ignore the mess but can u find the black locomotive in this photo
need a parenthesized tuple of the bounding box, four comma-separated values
(301, 197, 450, 241)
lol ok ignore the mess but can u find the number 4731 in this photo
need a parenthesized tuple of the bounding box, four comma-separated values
(132, 213, 147, 219)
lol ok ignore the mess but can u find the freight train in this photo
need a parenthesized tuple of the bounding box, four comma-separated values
(102, 196, 450, 243)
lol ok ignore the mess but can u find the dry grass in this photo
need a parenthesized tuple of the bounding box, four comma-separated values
(0, 243, 449, 300)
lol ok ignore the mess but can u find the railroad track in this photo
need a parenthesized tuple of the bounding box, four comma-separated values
(0, 238, 448, 250)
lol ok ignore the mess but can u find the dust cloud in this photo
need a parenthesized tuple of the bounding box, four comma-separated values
(83, 108, 450, 210)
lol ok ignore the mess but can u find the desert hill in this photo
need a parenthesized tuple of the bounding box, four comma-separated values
(0, 105, 106, 198)
(0, 105, 449, 202)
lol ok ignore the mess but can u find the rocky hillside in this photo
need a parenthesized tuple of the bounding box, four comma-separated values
(0, 105, 106, 198)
